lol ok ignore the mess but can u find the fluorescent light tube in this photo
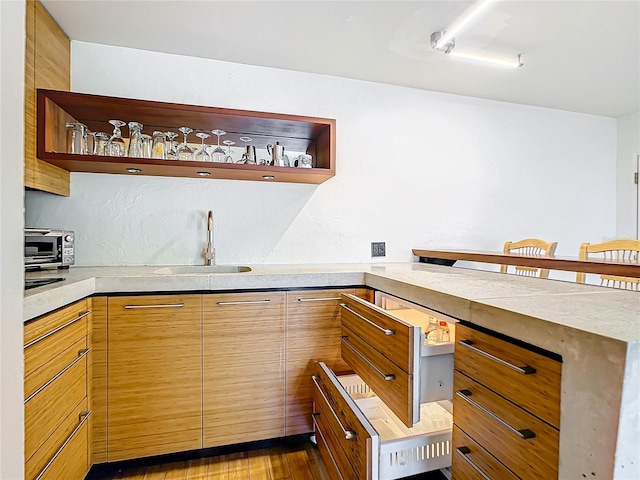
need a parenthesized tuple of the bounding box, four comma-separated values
(435, 0, 495, 50)
(449, 51, 523, 68)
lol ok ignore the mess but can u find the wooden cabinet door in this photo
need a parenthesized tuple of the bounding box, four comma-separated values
(107, 295, 202, 461)
(24, 0, 70, 195)
(203, 292, 286, 447)
(285, 288, 356, 436)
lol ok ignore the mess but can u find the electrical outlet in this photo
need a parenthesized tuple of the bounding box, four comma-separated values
(371, 242, 386, 257)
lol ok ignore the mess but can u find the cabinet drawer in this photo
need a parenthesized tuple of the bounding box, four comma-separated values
(25, 351, 88, 463)
(24, 299, 90, 348)
(37, 409, 90, 480)
(315, 418, 353, 480)
(452, 425, 519, 480)
(25, 398, 88, 480)
(453, 371, 558, 480)
(313, 362, 379, 480)
(341, 294, 419, 374)
(454, 323, 561, 428)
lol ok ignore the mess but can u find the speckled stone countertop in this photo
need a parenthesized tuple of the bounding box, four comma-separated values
(23, 262, 640, 479)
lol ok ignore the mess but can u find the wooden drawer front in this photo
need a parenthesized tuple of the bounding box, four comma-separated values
(25, 399, 88, 480)
(38, 410, 90, 480)
(455, 323, 561, 428)
(454, 371, 559, 480)
(452, 425, 519, 480)
(286, 289, 355, 436)
(313, 362, 379, 480)
(340, 294, 419, 374)
(341, 325, 417, 427)
(108, 295, 202, 461)
(25, 352, 88, 463)
(24, 299, 90, 347)
(314, 408, 357, 480)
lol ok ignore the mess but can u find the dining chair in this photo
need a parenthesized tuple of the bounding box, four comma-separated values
(576, 239, 640, 291)
(500, 238, 558, 278)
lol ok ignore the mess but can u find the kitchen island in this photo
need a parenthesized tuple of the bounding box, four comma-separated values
(24, 263, 639, 479)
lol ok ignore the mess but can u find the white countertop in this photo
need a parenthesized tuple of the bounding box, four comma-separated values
(23, 262, 640, 478)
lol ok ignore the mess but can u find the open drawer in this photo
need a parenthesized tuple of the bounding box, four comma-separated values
(313, 362, 452, 480)
(340, 293, 455, 427)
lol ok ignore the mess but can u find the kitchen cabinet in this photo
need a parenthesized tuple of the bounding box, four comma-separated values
(452, 322, 561, 480)
(203, 292, 286, 447)
(36, 88, 336, 184)
(106, 295, 202, 461)
(24, 0, 70, 196)
(23, 298, 92, 480)
(285, 288, 372, 436)
(313, 292, 455, 479)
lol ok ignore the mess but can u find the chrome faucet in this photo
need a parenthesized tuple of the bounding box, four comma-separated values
(205, 210, 215, 265)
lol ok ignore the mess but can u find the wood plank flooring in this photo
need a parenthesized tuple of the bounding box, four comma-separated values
(94, 444, 331, 480)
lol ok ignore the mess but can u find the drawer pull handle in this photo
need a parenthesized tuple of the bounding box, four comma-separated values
(340, 304, 395, 335)
(24, 310, 91, 349)
(456, 447, 491, 480)
(312, 415, 345, 480)
(458, 339, 536, 375)
(25, 348, 91, 404)
(456, 389, 536, 439)
(217, 300, 271, 305)
(340, 336, 396, 381)
(312, 375, 356, 440)
(297, 297, 341, 302)
(34, 410, 91, 480)
(124, 303, 184, 309)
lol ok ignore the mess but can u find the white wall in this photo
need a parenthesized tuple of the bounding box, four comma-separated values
(616, 112, 640, 238)
(0, 0, 25, 478)
(25, 42, 617, 271)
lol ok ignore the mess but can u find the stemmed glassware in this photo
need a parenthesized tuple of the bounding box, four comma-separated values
(107, 120, 126, 157)
(210, 129, 227, 163)
(223, 140, 235, 163)
(194, 132, 212, 162)
(165, 131, 178, 160)
(176, 127, 194, 160)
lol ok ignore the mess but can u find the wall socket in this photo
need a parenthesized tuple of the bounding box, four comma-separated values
(371, 242, 386, 257)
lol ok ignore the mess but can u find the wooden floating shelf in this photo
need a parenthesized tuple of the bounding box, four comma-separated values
(37, 89, 336, 184)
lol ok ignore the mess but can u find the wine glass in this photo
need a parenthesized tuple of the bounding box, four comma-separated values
(210, 129, 227, 163)
(107, 120, 126, 157)
(194, 132, 211, 162)
(165, 131, 178, 160)
(176, 127, 194, 160)
(223, 140, 235, 163)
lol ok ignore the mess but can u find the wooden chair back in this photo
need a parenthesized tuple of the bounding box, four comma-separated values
(576, 239, 640, 291)
(500, 238, 558, 279)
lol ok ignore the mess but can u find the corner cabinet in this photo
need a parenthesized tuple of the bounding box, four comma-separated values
(37, 89, 336, 184)
(25, 0, 71, 196)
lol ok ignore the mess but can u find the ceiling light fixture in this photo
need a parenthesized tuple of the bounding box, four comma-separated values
(430, 0, 523, 68)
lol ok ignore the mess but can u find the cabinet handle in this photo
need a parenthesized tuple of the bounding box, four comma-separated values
(34, 410, 91, 480)
(456, 447, 491, 480)
(458, 340, 536, 375)
(456, 389, 536, 439)
(311, 376, 356, 440)
(124, 303, 184, 309)
(297, 297, 341, 302)
(217, 300, 271, 305)
(25, 348, 91, 404)
(340, 336, 395, 381)
(340, 304, 395, 335)
(312, 415, 345, 480)
(24, 311, 91, 349)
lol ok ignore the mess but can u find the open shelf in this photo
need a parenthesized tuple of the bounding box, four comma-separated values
(36, 89, 336, 184)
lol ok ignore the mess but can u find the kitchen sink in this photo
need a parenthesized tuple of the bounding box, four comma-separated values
(153, 265, 252, 275)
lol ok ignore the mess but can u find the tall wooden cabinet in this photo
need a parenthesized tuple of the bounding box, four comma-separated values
(203, 292, 286, 447)
(106, 295, 202, 461)
(24, 0, 70, 196)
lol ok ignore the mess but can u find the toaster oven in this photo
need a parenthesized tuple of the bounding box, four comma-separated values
(24, 228, 75, 270)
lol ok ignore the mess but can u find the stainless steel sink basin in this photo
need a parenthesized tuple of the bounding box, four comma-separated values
(153, 265, 252, 275)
